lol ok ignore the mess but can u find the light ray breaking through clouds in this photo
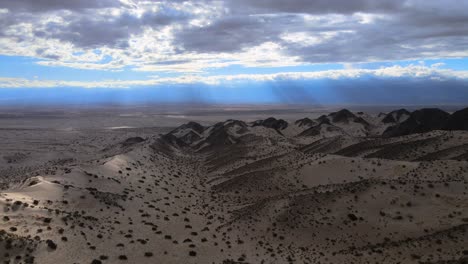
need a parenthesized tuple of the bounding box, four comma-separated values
(0, 0, 467, 104)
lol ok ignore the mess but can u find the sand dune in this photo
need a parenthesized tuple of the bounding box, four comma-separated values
(1, 107, 468, 263)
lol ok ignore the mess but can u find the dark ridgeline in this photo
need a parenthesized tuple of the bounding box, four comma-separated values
(252, 117, 289, 130)
(382, 108, 449, 137)
(381, 109, 411, 123)
(294, 118, 316, 127)
(158, 107, 468, 156)
(383, 108, 468, 137)
(445, 107, 468, 131)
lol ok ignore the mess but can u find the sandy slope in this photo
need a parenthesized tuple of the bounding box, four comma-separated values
(1, 109, 468, 264)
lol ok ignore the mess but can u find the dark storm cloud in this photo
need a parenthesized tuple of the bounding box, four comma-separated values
(0, 0, 467, 64)
(283, 3, 468, 63)
(34, 13, 140, 49)
(0, 0, 193, 49)
(173, 0, 468, 62)
(285, 22, 468, 63)
(224, 0, 404, 14)
(32, 8, 192, 49)
(0, 0, 118, 12)
(173, 12, 350, 54)
(174, 15, 288, 53)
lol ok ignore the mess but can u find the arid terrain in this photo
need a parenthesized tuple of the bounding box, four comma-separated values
(1, 106, 468, 264)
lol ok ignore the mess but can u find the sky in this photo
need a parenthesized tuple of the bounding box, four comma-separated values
(0, 0, 467, 105)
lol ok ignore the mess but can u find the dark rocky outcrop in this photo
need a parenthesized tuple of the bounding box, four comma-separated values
(170, 121, 205, 135)
(382, 109, 411, 123)
(298, 123, 343, 137)
(317, 115, 331, 125)
(329, 109, 370, 128)
(121, 137, 145, 147)
(223, 120, 248, 131)
(445, 107, 468, 131)
(194, 121, 244, 152)
(295, 118, 316, 127)
(252, 117, 288, 131)
(179, 130, 202, 145)
(383, 108, 450, 137)
(354, 116, 371, 127)
(329, 109, 356, 123)
(159, 133, 188, 148)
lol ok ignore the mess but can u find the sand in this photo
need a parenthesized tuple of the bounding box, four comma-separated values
(1, 106, 467, 264)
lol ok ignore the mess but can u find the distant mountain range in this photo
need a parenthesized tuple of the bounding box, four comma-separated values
(161, 107, 468, 149)
(154, 106, 468, 162)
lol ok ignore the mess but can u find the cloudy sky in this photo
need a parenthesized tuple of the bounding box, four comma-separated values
(0, 0, 467, 105)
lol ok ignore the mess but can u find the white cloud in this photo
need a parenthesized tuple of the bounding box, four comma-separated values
(353, 13, 388, 24)
(1, 64, 467, 89)
(1, 0, 467, 75)
(431, 62, 445, 68)
(281, 32, 336, 47)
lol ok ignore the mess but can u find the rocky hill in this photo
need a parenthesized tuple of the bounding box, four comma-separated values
(1, 107, 468, 264)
